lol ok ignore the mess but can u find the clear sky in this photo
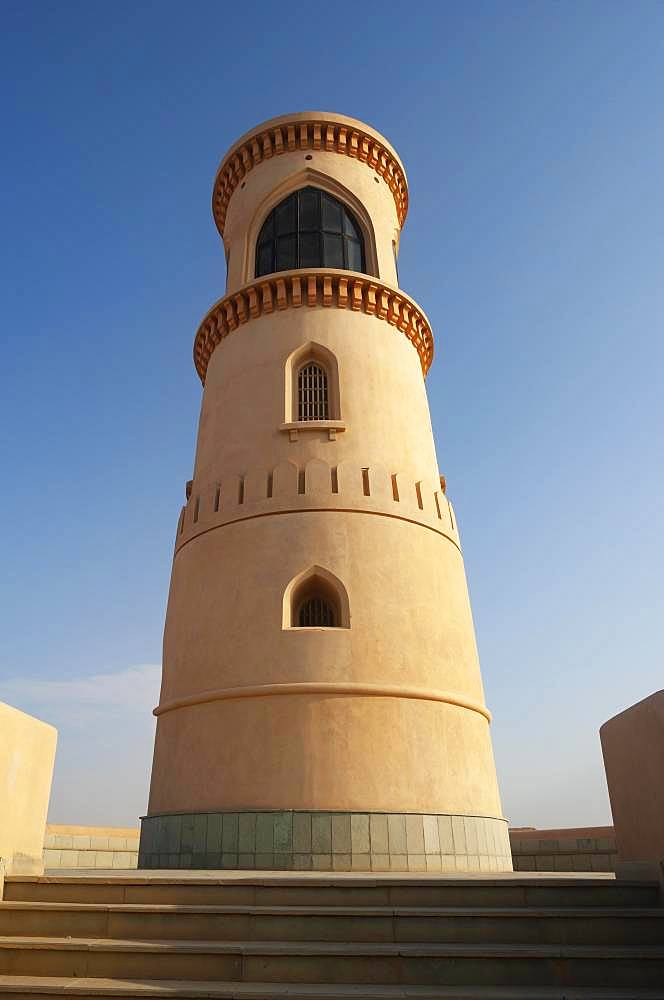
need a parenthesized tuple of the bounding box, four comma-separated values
(1, 1, 662, 830)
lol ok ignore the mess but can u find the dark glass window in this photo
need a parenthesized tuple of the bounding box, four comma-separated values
(255, 187, 366, 277)
(298, 596, 337, 627)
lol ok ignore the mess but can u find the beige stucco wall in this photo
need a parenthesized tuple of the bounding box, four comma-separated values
(145, 113, 508, 868)
(0, 702, 57, 875)
(601, 690, 664, 878)
(192, 306, 438, 490)
(152, 506, 497, 816)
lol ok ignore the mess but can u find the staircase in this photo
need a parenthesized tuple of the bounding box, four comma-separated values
(0, 872, 662, 998)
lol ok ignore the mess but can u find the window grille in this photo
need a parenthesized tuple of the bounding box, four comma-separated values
(298, 363, 329, 421)
(256, 187, 366, 277)
(298, 596, 336, 627)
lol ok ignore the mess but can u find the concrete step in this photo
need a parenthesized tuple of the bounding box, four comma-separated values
(0, 978, 663, 999)
(0, 979, 663, 999)
(0, 902, 662, 945)
(0, 938, 662, 988)
(4, 876, 659, 910)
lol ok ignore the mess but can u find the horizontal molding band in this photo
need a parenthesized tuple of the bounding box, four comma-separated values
(193, 269, 434, 383)
(175, 505, 461, 556)
(142, 808, 508, 822)
(213, 115, 408, 238)
(154, 681, 492, 723)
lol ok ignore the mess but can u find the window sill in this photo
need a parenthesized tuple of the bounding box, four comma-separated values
(284, 625, 350, 631)
(280, 420, 347, 442)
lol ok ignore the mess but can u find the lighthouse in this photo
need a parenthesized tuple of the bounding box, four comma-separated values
(139, 112, 511, 873)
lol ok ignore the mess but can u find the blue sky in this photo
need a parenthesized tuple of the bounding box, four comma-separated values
(1, 1, 662, 829)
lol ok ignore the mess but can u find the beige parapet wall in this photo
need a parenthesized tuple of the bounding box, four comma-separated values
(43, 825, 140, 870)
(0, 701, 57, 875)
(510, 826, 617, 873)
(601, 689, 664, 882)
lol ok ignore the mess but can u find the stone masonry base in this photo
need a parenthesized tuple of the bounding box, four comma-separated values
(44, 825, 140, 871)
(139, 811, 513, 872)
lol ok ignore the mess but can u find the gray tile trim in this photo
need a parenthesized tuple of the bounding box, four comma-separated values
(139, 811, 513, 873)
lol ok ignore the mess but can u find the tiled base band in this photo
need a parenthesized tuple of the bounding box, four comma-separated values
(138, 811, 513, 872)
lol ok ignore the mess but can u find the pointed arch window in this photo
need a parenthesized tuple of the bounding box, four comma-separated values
(256, 187, 366, 278)
(283, 566, 351, 629)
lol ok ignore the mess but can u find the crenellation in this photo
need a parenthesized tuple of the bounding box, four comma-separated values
(304, 457, 331, 495)
(447, 498, 456, 531)
(273, 459, 298, 496)
(366, 464, 392, 504)
(335, 460, 364, 503)
(244, 467, 269, 503)
(175, 460, 461, 553)
(220, 474, 242, 510)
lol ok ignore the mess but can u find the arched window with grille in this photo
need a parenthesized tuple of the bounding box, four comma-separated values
(297, 362, 329, 421)
(285, 342, 341, 427)
(298, 595, 337, 628)
(283, 566, 350, 629)
(256, 187, 366, 278)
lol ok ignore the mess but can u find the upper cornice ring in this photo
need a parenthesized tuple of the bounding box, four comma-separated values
(212, 112, 409, 239)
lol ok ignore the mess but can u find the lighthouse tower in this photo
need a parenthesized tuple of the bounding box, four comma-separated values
(139, 112, 511, 873)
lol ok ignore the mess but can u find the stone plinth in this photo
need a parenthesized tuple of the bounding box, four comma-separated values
(139, 811, 511, 872)
(600, 690, 664, 883)
(0, 701, 57, 876)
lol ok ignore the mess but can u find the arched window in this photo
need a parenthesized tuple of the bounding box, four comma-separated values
(283, 566, 350, 629)
(297, 362, 329, 421)
(285, 342, 341, 427)
(298, 595, 337, 628)
(256, 187, 365, 278)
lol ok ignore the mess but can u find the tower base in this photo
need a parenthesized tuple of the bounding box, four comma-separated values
(139, 811, 512, 872)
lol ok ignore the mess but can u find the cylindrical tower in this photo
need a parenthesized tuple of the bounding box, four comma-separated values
(140, 112, 511, 873)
